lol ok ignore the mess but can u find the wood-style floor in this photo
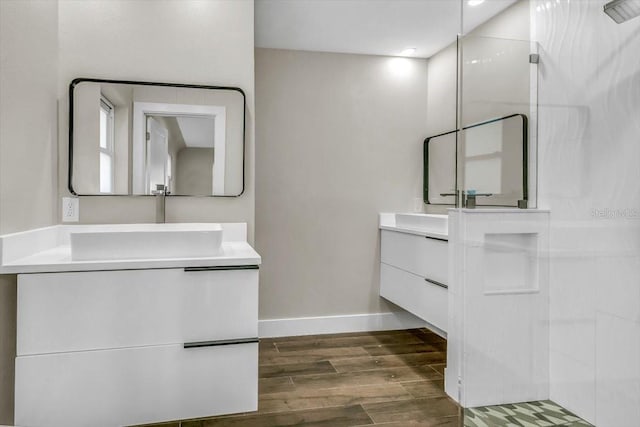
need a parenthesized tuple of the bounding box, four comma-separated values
(142, 328, 460, 427)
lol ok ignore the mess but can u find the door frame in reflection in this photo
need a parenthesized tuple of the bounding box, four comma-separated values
(132, 102, 226, 195)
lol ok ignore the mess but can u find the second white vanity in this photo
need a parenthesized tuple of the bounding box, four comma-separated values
(0, 223, 260, 427)
(379, 213, 448, 335)
(381, 209, 551, 409)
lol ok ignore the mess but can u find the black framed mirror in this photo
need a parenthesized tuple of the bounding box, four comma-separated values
(424, 113, 528, 208)
(423, 129, 457, 206)
(69, 78, 246, 197)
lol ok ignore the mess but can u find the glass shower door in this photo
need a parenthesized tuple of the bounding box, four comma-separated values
(452, 33, 553, 427)
(457, 35, 538, 209)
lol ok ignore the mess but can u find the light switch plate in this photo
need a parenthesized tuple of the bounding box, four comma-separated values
(62, 197, 79, 222)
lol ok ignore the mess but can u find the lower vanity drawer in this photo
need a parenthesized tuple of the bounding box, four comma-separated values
(17, 267, 258, 356)
(15, 341, 258, 427)
(381, 230, 448, 284)
(380, 263, 448, 333)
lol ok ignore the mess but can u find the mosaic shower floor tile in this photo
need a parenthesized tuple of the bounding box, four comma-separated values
(464, 400, 593, 427)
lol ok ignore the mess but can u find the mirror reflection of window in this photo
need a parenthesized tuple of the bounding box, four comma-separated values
(99, 97, 115, 193)
(463, 121, 504, 195)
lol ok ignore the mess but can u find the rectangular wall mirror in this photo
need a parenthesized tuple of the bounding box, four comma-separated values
(423, 130, 457, 205)
(424, 114, 528, 208)
(69, 78, 246, 197)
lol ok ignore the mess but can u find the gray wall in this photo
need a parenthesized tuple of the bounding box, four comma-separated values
(255, 48, 428, 320)
(57, 0, 255, 239)
(176, 147, 214, 195)
(0, 1, 59, 423)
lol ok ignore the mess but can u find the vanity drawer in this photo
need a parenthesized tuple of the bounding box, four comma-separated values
(380, 263, 448, 333)
(381, 230, 448, 284)
(15, 341, 258, 427)
(17, 267, 258, 356)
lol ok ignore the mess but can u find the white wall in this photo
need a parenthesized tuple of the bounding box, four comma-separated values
(535, 1, 640, 425)
(255, 48, 428, 321)
(0, 1, 59, 423)
(58, 0, 255, 239)
(426, 43, 458, 138)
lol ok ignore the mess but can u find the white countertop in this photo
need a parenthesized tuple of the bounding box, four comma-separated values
(0, 241, 260, 274)
(447, 208, 551, 214)
(379, 213, 449, 240)
(0, 223, 261, 274)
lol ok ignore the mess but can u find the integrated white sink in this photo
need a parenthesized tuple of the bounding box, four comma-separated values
(395, 213, 448, 235)
(70, 223, 223, 261)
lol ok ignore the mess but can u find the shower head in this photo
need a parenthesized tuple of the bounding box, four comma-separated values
(604, 0, 640, 23)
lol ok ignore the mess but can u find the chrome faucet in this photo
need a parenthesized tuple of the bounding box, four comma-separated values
(152, 184, 167, 223)
(439, 190, 494, 208)
(464, 191, 492, 208)
(440, 190, 462, 207)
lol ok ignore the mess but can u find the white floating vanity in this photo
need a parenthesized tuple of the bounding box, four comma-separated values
(379, 213, 449, 336)
(0, 223, 260, 427)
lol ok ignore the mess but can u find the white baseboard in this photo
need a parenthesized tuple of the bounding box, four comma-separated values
(258, 311, 430, 338)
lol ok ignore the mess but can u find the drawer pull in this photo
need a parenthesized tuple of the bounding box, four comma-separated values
(424, 235, 448, 242)
(424, 278, 448, 289)
(184, 265, 259, 272)
(184, 337, 259, 348)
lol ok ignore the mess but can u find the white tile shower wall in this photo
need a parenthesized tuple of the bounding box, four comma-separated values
(535, 1, 640, 425)
(549, 350, 596, 422)
(595, 312, 640, 427)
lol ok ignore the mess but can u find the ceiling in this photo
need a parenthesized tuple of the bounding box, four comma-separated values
(176, 116, 215, 148)
(255, 0, 518, 59)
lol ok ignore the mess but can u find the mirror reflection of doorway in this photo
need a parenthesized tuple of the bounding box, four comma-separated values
(131, 101, 226, 195)
(143, 114, 217, 196)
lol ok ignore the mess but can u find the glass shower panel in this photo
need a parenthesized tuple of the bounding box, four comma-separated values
(457, 35, 538, 209)
(459, 36, 535, 126)
(453, 33, 550, 427)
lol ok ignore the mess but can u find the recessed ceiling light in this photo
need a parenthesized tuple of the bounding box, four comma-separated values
(400, 47, 416, 56)
(468, 0, 485, 6)
(388, 57, 413, 78)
